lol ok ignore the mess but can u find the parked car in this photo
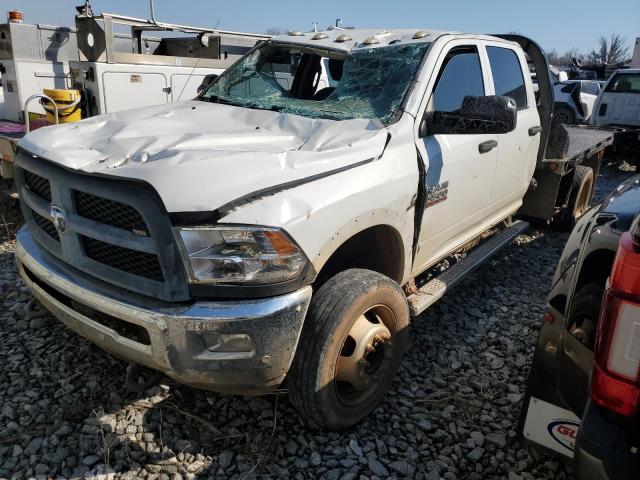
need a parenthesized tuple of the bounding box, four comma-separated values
(592, 69, 640, 168)
(553, 80, 602, 124)
(13, 29, 613, 429)
(519, 175, 640, 479)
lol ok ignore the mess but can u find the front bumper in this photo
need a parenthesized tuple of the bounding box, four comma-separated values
(15, 228, 312, 394)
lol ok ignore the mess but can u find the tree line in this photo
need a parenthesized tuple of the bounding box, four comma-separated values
(547, 33, 631, 67)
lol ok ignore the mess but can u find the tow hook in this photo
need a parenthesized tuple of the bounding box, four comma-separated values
(125, 363, 163, 393)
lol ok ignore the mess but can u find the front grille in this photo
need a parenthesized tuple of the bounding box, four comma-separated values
(75, 191, 148, 233)
(83, 236, 164, 282)
(16, 152, 189, 301)
(32, 210, 59, 241)
(24, 171, 51, 202)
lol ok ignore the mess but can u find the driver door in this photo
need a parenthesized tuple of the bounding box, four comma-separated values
(412, 42, 498, 273)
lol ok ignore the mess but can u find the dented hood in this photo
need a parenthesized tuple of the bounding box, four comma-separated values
(19, 101, 388, 212)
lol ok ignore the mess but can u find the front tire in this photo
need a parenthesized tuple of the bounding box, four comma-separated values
(288, 269, 410, 429)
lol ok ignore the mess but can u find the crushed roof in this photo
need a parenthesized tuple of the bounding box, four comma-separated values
(270, 28, 451, 52)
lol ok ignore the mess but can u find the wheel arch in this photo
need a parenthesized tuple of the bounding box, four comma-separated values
(575, 248, 616, 292)
(314, 223, 406, 287)
(553, 101, 579, 121)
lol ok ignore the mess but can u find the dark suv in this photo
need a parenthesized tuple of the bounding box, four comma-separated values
(519, 175, 640, 480)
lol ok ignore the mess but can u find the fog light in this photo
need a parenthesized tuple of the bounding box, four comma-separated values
(202, 333, 254, 353)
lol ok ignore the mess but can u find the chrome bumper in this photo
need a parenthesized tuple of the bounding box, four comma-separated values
(15, 228, 312, 394)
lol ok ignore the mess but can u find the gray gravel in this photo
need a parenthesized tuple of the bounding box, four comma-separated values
(0, 163, 635, 479)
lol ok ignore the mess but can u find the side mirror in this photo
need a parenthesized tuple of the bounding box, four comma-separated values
(420, 95, 518, 137)
(197, 74, 219, 95)
(558, 71, 569, 82)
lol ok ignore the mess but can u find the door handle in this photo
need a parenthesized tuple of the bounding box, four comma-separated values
(528, 126, 542, 136)
(478, 140, 498, 154)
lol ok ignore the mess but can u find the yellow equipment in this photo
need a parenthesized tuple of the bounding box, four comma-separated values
(41, 88, 82, 124)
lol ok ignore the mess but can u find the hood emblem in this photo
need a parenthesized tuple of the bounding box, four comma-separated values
(49, 206, 68, 235)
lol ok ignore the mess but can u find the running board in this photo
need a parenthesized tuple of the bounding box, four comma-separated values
(408, 220, 529, 316)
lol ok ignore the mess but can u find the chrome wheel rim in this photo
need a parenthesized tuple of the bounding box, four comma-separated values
(334, 305, 395, 406)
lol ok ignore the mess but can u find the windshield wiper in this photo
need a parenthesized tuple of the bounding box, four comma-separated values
(200, 95, 236, 106)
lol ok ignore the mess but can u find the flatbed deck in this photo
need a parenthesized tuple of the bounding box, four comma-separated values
(545, 125, 614, 163)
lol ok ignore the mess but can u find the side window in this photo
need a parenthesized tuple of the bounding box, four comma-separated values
(230, 50, 300, 97)
(487, 46, 528, 109)
(432, 47, 485, 112)
(605, 73, 640, 94)
(561, 83, 575, 94)
(582, 81, 601, 96)
(258, 50, 297, 91)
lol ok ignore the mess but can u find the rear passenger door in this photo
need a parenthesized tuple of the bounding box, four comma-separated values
(484, 43, 540, 211)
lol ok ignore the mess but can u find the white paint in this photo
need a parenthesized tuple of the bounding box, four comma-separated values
(523, 397, 580, 458)
(592, 69, 640, 129)
(19, 31, 542, 284)
(70, 61, 226, 116)
(553, 80, 600, 123)
(0, 60, 71, 121)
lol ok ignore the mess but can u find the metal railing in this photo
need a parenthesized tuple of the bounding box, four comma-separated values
(24, 95, 59, 133)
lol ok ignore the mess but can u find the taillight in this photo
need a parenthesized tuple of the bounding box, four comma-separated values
(591, 232, 640, 417)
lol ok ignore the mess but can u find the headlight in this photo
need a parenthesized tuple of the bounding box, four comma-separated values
(176, 226, 308, 285)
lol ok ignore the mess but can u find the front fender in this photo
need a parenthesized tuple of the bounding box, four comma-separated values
(220, 141, 419, 284)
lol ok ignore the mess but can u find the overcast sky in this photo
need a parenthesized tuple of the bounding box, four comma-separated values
(10, 0, 640, 56)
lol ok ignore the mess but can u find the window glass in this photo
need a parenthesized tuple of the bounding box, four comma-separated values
(605, 73, 640, 94)
(229, 50, 300, 97)
(487, 46, 528, 109)
(203, 42, 429, 124)
(581, 81, 601, 96)
(432, 48, 485, 112)
(560, 83, 575, 94)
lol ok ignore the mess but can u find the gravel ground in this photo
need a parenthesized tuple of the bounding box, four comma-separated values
(0, 163, 636, 480)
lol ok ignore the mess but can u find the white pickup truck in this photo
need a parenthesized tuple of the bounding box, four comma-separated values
(13, 29, 613, 429)
(591, 68, 640, 168)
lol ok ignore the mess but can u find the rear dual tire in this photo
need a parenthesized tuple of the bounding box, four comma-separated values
(288, 269, 409, 430)
(553, 165, 594, 232)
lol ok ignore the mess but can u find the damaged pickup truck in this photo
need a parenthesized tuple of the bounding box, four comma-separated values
(14, 29, 614, 429)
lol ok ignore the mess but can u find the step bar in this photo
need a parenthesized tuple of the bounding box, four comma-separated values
(408, 220, 529, 316)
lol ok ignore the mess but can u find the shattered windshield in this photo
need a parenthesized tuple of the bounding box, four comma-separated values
(200, 41, 430, 124)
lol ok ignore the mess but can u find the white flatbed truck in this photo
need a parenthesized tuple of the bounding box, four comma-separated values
(14, 29, 613, 428)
